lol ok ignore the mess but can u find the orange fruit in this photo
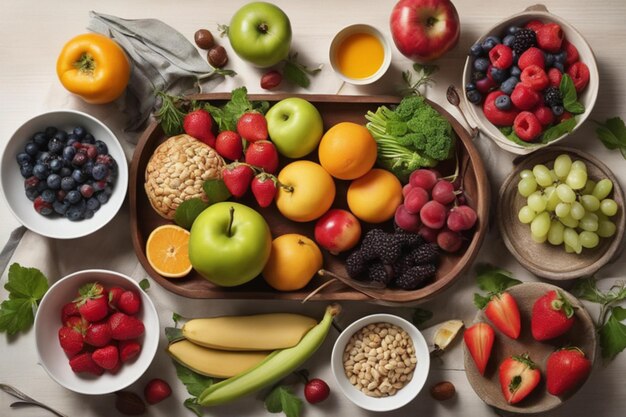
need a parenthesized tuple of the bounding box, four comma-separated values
(347, 169, 403, 223)
(318, 122, 377, 180)
(262, 234, 323, 291)
(146, 224, 192, 278)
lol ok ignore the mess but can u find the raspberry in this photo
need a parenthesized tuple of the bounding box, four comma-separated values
(512, 28, 537, 55)
(521, 65, 549, 91)
(536, 23, 564, 53)
(488, 44, 514, 69)
(518, 47, 545, 70)
(567, 62, 590, 93)
(543, 87, 563, 107)
(524, 20, 544, 32)
(534, 106, 555, 126)
(514, 111, 543, 142)
(511, 83, 540, 110)
(483, 91, 520, 126)
(558, 111, 573, 122)
(547, 67, 563, 88)
(563, 40, 580, 66)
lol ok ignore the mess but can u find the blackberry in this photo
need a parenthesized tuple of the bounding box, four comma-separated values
(360, 229, 402, 264)
(395, 264, 437, 290)
(346, 250, 367, 278)
(393, 228, 424, 248)
(406, 243, 439, 265)
(367, 261, 393, 285)
(544, 87, 563, 107)
(512, 29, 536, 55)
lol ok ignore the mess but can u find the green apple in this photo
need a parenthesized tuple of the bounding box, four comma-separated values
(266, 97, 324, 158)
(189, 202, 271, 286)
(228, 2, 292, 68)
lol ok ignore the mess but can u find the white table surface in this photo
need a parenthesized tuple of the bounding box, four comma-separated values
(1, 1, 625, 416)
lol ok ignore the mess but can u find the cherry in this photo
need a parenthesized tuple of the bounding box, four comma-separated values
(304, 378, 330, 404)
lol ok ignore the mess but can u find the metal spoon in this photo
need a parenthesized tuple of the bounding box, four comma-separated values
(1, 383, 68, 417)
(446, 85, 480, 138)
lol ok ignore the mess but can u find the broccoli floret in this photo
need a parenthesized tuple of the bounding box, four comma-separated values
(403, 101, 455, 161)
(397, 132, 425, 150)
(386, 120, 408, 137)
(394, 95, 426, 121)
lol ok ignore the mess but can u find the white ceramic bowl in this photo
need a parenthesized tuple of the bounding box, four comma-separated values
(329, 24, 392, 85)
(331, 314, 430, 412)
(0, 109, 128, 239)
(34, 269, 159, 395)
(461, 5, 599, 155)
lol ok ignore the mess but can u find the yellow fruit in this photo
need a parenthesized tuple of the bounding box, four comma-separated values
(182, 313, 317, 351)
(263, 234, 323, 291)
(318, 122, 377, 180)
(145, 224, 192, 278)
(347, 168, 403, 223)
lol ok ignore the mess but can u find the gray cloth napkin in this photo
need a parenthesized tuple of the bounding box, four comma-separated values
(87, 11, 216, 133)
(0, 227, 26, 275)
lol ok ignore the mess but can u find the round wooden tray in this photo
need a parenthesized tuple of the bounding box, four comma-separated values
(498, 146, 625, 280)
(464, 282, 597, 414)
(129, 94, 490, 303)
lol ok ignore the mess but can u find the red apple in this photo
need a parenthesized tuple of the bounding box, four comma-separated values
(390, 0, 460, 62)
(314, 209, 362, 255)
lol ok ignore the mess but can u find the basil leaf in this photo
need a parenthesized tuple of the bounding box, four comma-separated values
(174, 198, 209, 230)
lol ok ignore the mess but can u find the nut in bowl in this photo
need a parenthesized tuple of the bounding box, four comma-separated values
(461, 5, 599, 154)
(0, 109, 128, 239)
(331, 314, 430, 412)
(34, 269, 159, 395)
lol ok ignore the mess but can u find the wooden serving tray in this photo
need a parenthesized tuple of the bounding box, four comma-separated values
(130, 94, 490, 303)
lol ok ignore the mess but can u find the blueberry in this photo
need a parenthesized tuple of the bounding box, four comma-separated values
(16, 152, 31, 166)
(63, 146, 76, 161)
(65, 205, 83, 221)
(553, 62, 564, 73)
(65, 190, 82, 204)
(552, 105, 565, 116)
(473, 57, 490, 72)
(41, 189, 56, 203)
(72, 169, 87, 184)
(94, 140, 108, 155)
(38, 204, 53, 217)
(49, 158, 63, 172)
(72, 152, 87, 167)
(20, 164, 34, 178)
(471, 71, 486, 82)
(36, 180, 48, 193)
(495, 95, 512, 110)
(544, 53, 555, 68)
(507, 26, 521, 35)
(73, 126, 86, 139)
(470, 43, 483, 57)
(92, 164, 109, 181)
(60, 167, 72, 178)
(490, 66, 509, 83)
(61, 176, 76, 191)
(66, 137, 79, 147)
(25, 188, 39, 201)
(46, 174, 62, 190)
(96, 191, 109, 204)
(466, 89, 483, 104)
(33, 132, 48, 146)
(83, 209, 95, 219)
(53, 200, 70, 215)
(25, 142, 39, 156)
(86, 197, 101, 211)
(500, 76, 519, 95)
(93, 180, 106, 192)
(465, 82, 476, 92)
(47, 138, 64, 154)
(23, 176, 39, 191)
(33, 164, 49, 180)
(83, 133, 95, 144)
(104, 185, 113, 196)
(82, 161, 94, 177)
(481, 36, 501, 53)
(53, 131, 67, 142)
(510, 66, 522, 78)
(555, 50, 567, 63)
(44, 126, 57, 138)
(502, 34, 516, 47)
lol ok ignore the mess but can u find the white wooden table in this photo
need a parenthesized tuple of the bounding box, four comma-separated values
(1, 1, 625, 416)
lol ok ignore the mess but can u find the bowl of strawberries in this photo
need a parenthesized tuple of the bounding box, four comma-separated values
(461, 4, 599, 154)
(34, 269, 159, 395)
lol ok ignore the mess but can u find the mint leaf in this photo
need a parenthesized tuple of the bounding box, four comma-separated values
(264, 385, 303, 417)
(560, 74, 585, 114)
(594, 116, 626, 159)
(5, 263, 48, 299)
(139, 278, 150, 291)
(412, 308, 433, 329)
(175, 198, 209, 230)
(600, 306, 626, 361)
(541, 117, 577, 143)
(0, 263, 49, 335)
(173, 360, 213, 397)
(203, 179, 231, 204)
(475, 264, 521, 294)
(203, 87, 270, 132)
(184, 398, 204, 416)
(499, 127, 533, 147)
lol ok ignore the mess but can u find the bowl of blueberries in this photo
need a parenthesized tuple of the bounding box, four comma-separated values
(0, 109, 128, 239)
(461, 4, 599, 155)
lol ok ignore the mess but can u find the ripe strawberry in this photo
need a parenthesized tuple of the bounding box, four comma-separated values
(511, 83, 540, 110)
(520, 65, 549, 91)
(222, 163, 255, 198)
(118, 290, 141, 315)
(547, 67, 563, 88)
(183, 109, 217, 148)
(567, 62, 590, 93)
(536, 22, 564, 53)
(64, 315, 88, 331)
(304, 378, 330, 404)
(483, 91, 519, 127)
(489, 44, 514, 69)
(518, 47, 545, 70)
(532, 290, 576, 341)
(61, 301, 80, 323)
(563, 40, 580, 66)
(69, 352, 104, 375)
(260, 70, 283, 90)
(119, 339, 142, 363)
(499, 354, 541, 404)
(524, 19, 544, 32)
(75, 282, 108, 322)
(144, 378, 172, 404)
(245, 140, 279, 174)
(237, 112, 268, 142)
(92, 345, 120, 370)
(546, 347, 592, 396)
(84, 321, 113, 347)
(484, 292, 521, 339)
(108, 286, 125, 310)
(514, 111, 542, 142)
(58, 326, 84, 356)
(251, 173, 277, 208)
(109, 312, 145, 341)
(215, 130, 244, 161)
(464, 322, 495, 375)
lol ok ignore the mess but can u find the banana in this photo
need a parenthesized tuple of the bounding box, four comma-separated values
(167, 340, 270, 379)
(198, 304, 341, 406)
(182, 313, 317, 351)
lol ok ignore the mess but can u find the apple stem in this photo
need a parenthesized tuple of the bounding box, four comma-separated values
(426, 16, 438, 27)
(258, 22, 269, 34)
(227, 206, 235, 237)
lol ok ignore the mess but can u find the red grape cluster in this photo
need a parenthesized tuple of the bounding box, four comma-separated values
(394, 169, 478, 252)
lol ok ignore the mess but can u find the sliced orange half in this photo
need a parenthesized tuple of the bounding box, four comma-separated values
(146, 224, 192, 278)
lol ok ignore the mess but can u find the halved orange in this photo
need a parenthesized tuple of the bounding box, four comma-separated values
(146, 224, 192, 278)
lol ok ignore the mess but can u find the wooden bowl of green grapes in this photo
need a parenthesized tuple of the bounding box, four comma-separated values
(498, 147, 625, 280)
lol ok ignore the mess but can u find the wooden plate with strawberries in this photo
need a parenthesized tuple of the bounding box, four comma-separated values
(129, 93, 489, 303)
(463, 282, 596, 413)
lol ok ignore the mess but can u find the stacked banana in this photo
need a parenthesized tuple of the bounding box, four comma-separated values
(167, 304, 341, 406)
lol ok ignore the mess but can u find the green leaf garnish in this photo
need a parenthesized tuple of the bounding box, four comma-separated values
(412, 308, 433, 329)
(264, 385, 303, 417)
(139, 278, 150, 291)
(473, 264, 522, 309)
(165, 327, 184, 343)
(594, 116, 626, 159)
(203, 179, 231, 204)
(203, 86, 269, 132)
(154, 91, 187, 136)
(540, 117, 577, 143)
(174, 198, 209, 230)
(399, 64, 439, 97)
(599, 306, 626, 361)
(282, 52, 322, 89)
(0, 263, 49, 335)
(559, 74, 585, 115)
(173, 360, 213, 397)
(184, 398, 204, 417)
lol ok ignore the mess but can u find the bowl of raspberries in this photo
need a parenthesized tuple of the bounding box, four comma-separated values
(0, 109, 128, 239)
(461, 5, 599, 154)
(34, 269, 159, 395)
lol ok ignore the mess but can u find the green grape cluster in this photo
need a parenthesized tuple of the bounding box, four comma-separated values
(516, 154, 618, 253)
